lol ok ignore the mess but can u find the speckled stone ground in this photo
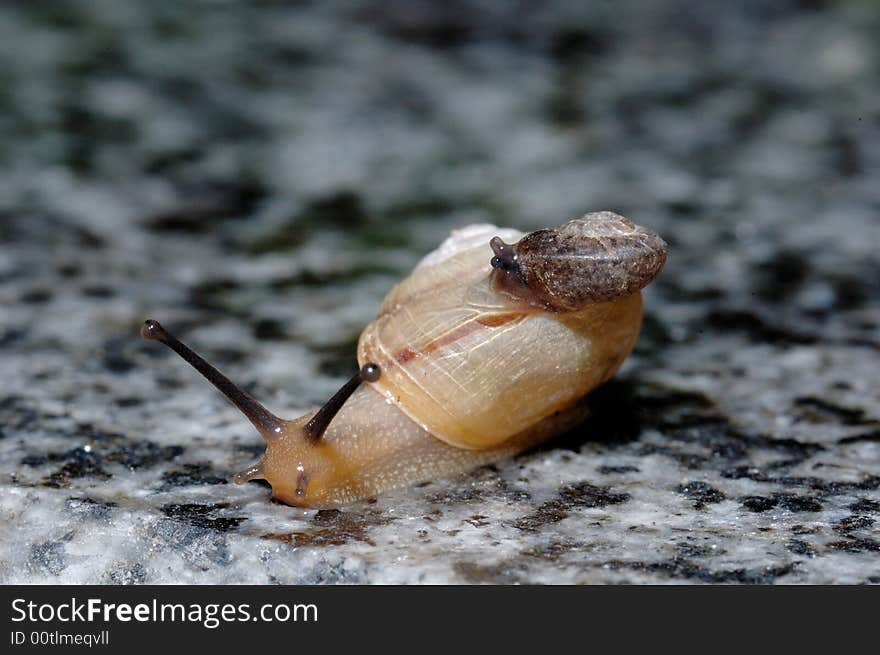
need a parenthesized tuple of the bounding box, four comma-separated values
(1, 1, 878, 584)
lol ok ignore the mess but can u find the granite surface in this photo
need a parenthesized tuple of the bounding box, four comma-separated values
(1, 0, 878, 584)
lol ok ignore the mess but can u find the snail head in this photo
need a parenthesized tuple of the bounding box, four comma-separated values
(489, 236, 520, 273)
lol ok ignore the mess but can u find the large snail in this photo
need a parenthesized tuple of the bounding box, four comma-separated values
(142, 211, 666, 508)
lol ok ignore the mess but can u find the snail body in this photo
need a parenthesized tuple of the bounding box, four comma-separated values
(142, 212, 666, 508)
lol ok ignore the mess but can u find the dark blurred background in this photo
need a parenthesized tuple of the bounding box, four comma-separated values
(2, 1, 878, 372)
(1, 0, 879, 585)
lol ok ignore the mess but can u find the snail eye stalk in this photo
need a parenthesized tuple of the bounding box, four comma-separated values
(140, 319, 285, 440)
(303, 363, 381, 443)
(142, 319, 381, 446)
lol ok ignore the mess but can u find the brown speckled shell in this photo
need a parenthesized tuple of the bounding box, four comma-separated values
(506, 211, 667, 311)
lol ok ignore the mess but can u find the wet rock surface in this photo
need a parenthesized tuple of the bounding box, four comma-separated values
(0, 1, 878, 584)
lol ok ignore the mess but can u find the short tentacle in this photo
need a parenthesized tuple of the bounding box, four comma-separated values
(302, 363, 381, 443)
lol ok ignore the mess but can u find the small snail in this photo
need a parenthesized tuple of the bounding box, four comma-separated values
(142, 211, 666, 508)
